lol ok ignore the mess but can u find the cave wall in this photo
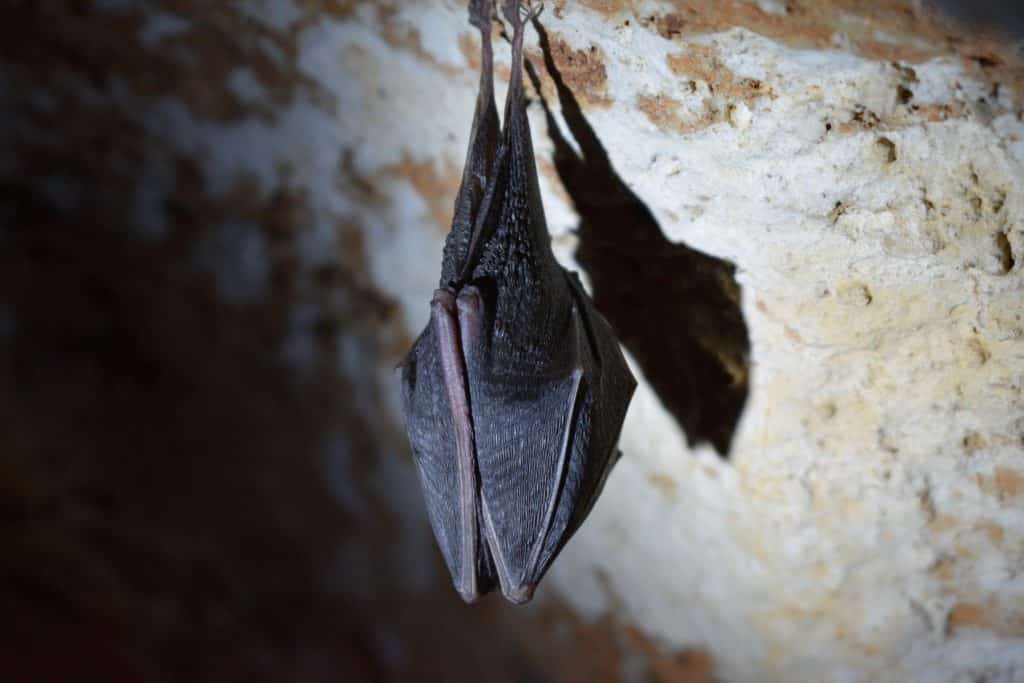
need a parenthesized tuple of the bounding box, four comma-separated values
(2, 1, 1023, 682)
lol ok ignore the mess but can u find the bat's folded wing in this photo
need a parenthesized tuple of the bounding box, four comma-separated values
(399, 276, 635, 605)
(563, 272, 637, 530)
(472, 359, 583, 603)
(472, 289, 635, 602)
(399, 329, 465, 578)
(399, 327, 496, 600)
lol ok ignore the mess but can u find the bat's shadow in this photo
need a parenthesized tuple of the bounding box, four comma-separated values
(527, 21, 750, 457)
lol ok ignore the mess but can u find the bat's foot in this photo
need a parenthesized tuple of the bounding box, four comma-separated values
(468, 0, 495, 31)
(502, 0, 543, 28)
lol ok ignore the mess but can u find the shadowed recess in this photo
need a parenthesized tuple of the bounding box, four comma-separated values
(926, 0, 1024, 39)
(527, 20, 751, 457)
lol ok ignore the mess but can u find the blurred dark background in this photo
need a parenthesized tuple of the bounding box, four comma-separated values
(929, 0, 1024, 40)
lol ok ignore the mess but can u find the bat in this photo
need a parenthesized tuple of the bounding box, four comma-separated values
(398, 0, 636, 604)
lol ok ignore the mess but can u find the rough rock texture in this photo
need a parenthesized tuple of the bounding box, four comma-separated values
(1, 1, 1023, 682)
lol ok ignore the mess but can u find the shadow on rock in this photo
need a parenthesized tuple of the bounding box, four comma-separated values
(528, 20, 751, 457)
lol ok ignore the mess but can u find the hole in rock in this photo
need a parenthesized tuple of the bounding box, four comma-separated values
(875, 137, 897, 164)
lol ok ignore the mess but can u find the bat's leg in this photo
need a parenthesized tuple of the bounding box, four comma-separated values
(430, 288, 482, 602)
(449, 0, 500, 286)
(457, 3, 545, 285)
(486, 0, 554, 272)
(467, 0, 497, 175)
(459, 0, 542, 286)
(501, 1, 543, 113)
(501, 1, 526, 121)
(469, 0, 495, 44)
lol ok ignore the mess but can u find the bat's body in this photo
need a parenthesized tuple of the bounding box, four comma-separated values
(398, 0, 635, 604)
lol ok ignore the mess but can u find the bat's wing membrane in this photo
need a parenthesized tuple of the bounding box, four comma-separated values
(471, 340, 582, 603)
(471, 274, 635, 602)
(442, 0, 501, 286)
(399, 328, 466, 587)
(399, 296, 498, 602)
(561, 272, 637, 533)
(403, 278, 634, 605)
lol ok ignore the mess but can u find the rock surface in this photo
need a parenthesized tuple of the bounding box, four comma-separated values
(1, 1, 1023, 681)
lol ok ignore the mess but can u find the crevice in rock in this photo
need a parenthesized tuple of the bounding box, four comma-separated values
(995, 230, 1014, 273)
(876, 136, 898, 164)
(528, 20, 751, 458)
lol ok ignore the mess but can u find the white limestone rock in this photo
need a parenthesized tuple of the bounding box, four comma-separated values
(334, 3, 1023, 681)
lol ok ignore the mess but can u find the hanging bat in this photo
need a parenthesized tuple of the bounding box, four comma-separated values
(398, 0, 636, 604)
